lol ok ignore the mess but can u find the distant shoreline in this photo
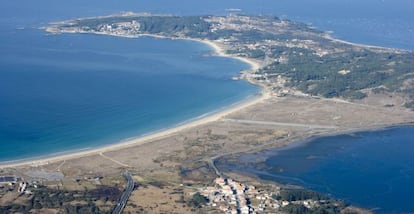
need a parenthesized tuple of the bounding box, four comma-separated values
(44, 12, 412, 54)
(0, 32, 269, 168)
(322, 33, 410, 53)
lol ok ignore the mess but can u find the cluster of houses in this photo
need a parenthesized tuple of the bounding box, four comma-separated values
(199, 177, 287, 213)
(96, 21, 140, 36)
(59, 20, 141, 36)
(198, 176, 339, 213)
(0, 175, 34, 195)
(0, 175, 18, 186)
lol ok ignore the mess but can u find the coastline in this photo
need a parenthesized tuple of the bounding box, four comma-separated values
(216, 124, 414, 213)
(3, 14, 414, 213)
(0, 33, 269, 169)
(0, 93, 266, 168)
(219, 122, 414, 160)
(322, 33, 410, 53)
(2, 27, 412, 169)
(210, 121, 414, 176)
(3, 24, 412, 170)
(45, 28, 262, 74)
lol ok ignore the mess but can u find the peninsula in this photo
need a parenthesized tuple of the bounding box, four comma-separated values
(1, 13, 413, 213)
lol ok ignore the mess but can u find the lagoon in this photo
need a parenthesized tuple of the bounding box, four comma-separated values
(1, 1, 413, 211)
(217, 126, 414, 213)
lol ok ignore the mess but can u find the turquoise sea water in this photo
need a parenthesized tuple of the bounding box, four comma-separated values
(217, 126, 414, 213)
(0, 29, 258, 162)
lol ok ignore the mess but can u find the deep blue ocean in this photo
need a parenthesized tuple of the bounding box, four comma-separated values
(1, 0, 414, 212)
(218, 126, 414, 213)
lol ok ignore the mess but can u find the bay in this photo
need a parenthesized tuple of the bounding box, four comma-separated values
(0, 29, 258, 162)
(1, 1, 413, 211)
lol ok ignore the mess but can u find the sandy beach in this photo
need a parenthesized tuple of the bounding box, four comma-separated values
(193, 39, 261, 71)
(323, 33, 408, 52)
(5, 25, 413, 172)
(3, 7, 414, 213)
(0, 35, 268, 169)
(4, 27, 413, 170)
(2, 21, 412, 214)
(0, 93, 268, 169)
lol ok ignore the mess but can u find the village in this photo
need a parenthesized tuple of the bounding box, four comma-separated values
(55, 13, 333, 99)
(0, 175, 32, 204)
(2, 12, 410, 213)
(0, 175, 348, 214)
(197, 176, 335, 214)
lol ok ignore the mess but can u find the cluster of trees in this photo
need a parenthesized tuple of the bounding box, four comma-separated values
(262, 48, 414, 100)
(62, 203, 101, 214)
(188, 192, 209, 208)
(273, 189, 329, 201)
(0, 186, 121, 213)
(74, 15, 212, 38)
(69, 15, 414, 106)
(281, 203, 346, 214)
(273, 189, 348, 214)
(134, 16, 211, 37)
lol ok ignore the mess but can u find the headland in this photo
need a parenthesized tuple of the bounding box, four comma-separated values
(1, 13, 414, 213)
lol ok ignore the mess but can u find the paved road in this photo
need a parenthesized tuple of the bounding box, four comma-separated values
(206, 158, 222, 178)
(112, 171, 134, 214)
(222, 118, 338, 129)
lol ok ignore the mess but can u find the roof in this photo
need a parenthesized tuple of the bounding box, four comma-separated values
(0, 176, 17, 183)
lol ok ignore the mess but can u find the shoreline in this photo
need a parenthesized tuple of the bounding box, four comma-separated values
(214, 123, 414, 213)
(4, 20, 411, 170)
(213, 122, 414, 185)
(0, 94, 268, 169)
(1, 14, 412, 214)
(322, 33, 411, 53)
(220, 121, 414, 160)
(45, 28, 262, 73)
(2, 28, 410, 169)
(210, 121, 414, 176)
(0, 33, 269, 169)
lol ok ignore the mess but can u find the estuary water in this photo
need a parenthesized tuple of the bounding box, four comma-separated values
(217, 126, 414, 213)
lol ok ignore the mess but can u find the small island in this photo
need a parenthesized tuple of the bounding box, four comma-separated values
(1, 13, 413, 213)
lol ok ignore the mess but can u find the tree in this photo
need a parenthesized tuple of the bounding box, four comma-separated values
(188, 192, 209, 208)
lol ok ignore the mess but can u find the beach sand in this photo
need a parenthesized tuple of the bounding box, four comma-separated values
(2, 31, 414, 171)
(2, 29, 414, 173)
(2, 30, 414, 174)
(2, 15, 413, 214)
(0, 36, 268, 169)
